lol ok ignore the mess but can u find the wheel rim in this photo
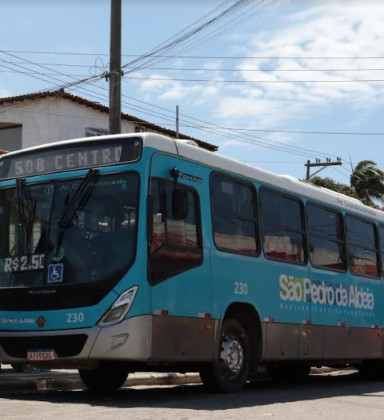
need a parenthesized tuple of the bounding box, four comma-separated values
(220, 334, 244, 378)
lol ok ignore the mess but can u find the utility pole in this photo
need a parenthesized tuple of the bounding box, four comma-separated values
(109, 0, 122, 134)
(176, 105, 179, 138)
(305, 157, 342, 180)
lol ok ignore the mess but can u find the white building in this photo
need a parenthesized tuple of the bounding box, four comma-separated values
(0, 90, 217, 152)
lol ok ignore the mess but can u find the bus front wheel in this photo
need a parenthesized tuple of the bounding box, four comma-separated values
(200, 318, 250, 393)
(79, 362, 129, 391)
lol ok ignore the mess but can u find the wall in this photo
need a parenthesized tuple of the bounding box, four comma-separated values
(0, 97, 137, 151)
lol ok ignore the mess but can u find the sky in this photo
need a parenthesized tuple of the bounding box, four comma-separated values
(1, 0, 384, 184)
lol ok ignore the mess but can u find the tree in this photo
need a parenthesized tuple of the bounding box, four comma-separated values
(309, 160, 384, 208)
(350, 160, 384, 207)
(309, 176, 357, 199)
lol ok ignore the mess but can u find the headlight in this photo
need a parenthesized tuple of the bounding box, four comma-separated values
(98, 286, 138, 327)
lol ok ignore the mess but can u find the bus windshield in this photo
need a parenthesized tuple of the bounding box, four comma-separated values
(0, 172, 139, 288)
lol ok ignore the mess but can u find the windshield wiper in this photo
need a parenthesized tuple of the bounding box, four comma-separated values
(53, 169, 99, 258)
(58, 169, 100, 230)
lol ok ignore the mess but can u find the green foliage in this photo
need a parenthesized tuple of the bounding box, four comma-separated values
(309, 160, 384, 208)
(350, 160, 384, 207)
(309, 176, 358, 199)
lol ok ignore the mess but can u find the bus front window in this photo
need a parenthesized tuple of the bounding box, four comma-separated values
(0, 172, 139, 288)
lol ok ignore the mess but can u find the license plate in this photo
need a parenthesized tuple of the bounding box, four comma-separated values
(27, 349, 56, 361)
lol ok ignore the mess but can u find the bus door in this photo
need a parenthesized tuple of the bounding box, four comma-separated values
(147, 153, 213, 362)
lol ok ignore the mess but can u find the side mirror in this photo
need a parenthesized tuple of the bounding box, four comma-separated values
(172, 189, 189, 220)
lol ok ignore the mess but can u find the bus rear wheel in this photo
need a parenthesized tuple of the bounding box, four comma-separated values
(200, 318, 250, 393)
(79, 362, 129, 391)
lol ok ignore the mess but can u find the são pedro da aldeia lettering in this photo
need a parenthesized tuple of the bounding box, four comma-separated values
(279, 274, 374, 310)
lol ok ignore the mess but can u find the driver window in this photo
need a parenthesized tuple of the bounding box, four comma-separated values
(149, 178, 202, 284)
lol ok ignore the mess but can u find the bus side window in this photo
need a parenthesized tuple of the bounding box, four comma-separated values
(210, 173, 258, 256)
(379, 225, 384, 276)
(151, 180, 199, 252)
(346, 215, 379, 278)
(307, 203, 346, 271)
(260, 188, 306, 264)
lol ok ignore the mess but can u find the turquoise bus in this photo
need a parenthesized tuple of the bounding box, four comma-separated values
(0, 133, 384, 393)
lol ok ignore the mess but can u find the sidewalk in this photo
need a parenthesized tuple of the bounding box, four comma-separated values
(0, 366, 202, 392)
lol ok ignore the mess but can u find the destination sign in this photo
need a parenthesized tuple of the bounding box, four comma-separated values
(0, 138, 142, 179)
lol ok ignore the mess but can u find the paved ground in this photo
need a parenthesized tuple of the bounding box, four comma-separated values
(0, 365, 202, 392)
(0, 365, 345, 392)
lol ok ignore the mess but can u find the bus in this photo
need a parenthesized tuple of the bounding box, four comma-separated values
(0, 132, 384, 393)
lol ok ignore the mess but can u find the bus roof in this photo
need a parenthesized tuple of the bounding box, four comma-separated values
(168, 134, 384, 223)
(2, 133, 383, 222)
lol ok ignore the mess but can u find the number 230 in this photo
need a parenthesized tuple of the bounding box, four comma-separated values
(234, 282, 248, 295)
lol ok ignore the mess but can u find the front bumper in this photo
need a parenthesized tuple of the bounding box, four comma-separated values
(0, 315, 153, 367)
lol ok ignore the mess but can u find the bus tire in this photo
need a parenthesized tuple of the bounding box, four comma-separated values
(200, 318, 250, 393)
(79, 362, 129, 391)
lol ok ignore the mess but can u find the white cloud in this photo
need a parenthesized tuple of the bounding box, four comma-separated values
(135, 2, 384, 136)
(212, 1, 384, 126)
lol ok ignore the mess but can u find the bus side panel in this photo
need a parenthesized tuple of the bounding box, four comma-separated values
(310, 266, 383, 360)
(211, 251, 311, 361)
(322, 325, 382, 360)
(150, 316, 217, 362)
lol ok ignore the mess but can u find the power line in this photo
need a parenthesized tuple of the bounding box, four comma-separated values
(124, 76, 384, 84)
(180, 126, 384, 136)
(121, 0, 266, 74)
(5, 64, 384, 85)
(0, 51, 344, 163)
(0, 2, 363, 167)
(127, 66, 384, 73)
(0, 50, 104, 92)
(0, 50, 366, 164)
(4, 50, 384, 60)
(4, 58, 384, 74)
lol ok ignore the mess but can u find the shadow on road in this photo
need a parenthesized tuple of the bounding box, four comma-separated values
(1, 371, 384, 411)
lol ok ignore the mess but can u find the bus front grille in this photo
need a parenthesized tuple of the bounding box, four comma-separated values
(0, 335, 88, 358)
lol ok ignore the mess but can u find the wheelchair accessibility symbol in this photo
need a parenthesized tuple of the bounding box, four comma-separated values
(48, 264, 64, 283)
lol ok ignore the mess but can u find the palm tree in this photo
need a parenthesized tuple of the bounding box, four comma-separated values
(309, 160, 384, 208)
(350, 160, 384, 207)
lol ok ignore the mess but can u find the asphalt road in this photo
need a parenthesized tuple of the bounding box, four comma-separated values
(1, 369, 384, 420)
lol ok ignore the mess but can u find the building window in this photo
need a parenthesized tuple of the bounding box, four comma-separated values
(0, 124, 22, 151)
(135, 126, 148, 133)
(85, 128, 109, 137)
